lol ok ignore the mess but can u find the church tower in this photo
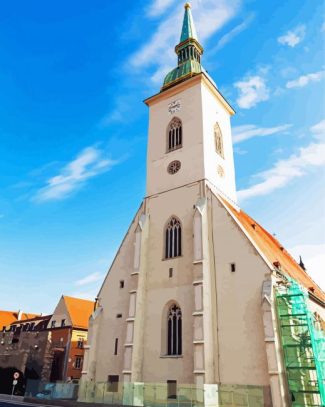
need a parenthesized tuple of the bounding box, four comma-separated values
(80, 4, 325, 407)
(145, 3, 237, 203)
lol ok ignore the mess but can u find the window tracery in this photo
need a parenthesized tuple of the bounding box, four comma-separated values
(167, 118, 182, 152)
(167, 304, 182, 356)
(165, 217, 182, 258)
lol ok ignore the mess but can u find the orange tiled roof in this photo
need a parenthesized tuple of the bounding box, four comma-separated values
(0, 310, 40, 329)
(220, 197, 325, 303)
(63, 296, 95, 329)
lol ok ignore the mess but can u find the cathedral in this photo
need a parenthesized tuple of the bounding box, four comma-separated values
(80, 4, 325, 407)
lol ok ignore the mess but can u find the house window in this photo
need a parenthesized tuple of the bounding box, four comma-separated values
(116, 314, 122, 318)
(167, 380, 177, 399)
(77, 339, 84, 349)
(165, 217, 182, 259)
(167, 304, 182, 356)
(51, 321, 56, 328)
(114, 338, 118, 355)
(61, 319, 66, 327)
(167, 117, 182, 152)
(107, 375, 119, 393)
(120, 280, 124, 289)
(75, 356, 83, 369)
(169, 268, 173, 278)
(214, 123, 224, 158)
(230, 263, 236, 272)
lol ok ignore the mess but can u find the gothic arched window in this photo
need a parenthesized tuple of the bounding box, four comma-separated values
(165, 217, 182, 259)
(167, 304, 182, 356)
(167, 118, 182, 152)
(214, 123, 224, 158)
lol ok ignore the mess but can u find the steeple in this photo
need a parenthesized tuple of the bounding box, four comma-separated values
(162, 3, 204, 91)
(180, 3, 198, 42)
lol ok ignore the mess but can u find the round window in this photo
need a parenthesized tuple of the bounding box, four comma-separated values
(167, 160, 181, 174)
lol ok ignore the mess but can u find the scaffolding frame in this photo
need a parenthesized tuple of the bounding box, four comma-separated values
(275, 279, 325, 406)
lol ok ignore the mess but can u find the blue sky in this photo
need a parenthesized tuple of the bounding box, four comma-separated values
(0, 0, 324, 314)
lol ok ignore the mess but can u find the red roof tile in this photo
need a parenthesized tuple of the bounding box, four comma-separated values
(0, 310, 40, 329)
(63, 296, 95, 329)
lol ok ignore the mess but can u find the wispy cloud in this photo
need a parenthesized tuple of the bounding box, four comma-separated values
(130, 0, 241, 84)
(75, 272, 104, 286)
(214, 14, 254, 51)
(232, 124, 292, 144)
(234, 74, 269, 109)
(286, 70, 325, 89)
(238, 120, 325, 201)
(147, 0, 174, 17)
(34, 147, 118, 202)
(278, 25, 306, 47)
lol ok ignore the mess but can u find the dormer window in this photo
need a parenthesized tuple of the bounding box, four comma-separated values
(214, 123, 224, 158)
(167, 118, 182, 152)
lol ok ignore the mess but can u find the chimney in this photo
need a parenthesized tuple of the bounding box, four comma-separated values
(17, 310, 23, 320)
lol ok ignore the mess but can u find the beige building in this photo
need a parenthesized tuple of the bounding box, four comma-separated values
(81, 4, 325, 407)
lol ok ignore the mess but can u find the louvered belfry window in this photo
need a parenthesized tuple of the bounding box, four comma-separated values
(165, 217, 182, 259)
(167, 118, 182, 152)
(167, 304, 182, 356)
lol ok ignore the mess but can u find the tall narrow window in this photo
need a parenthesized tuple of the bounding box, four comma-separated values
(167, 304, 182, 356)
(167, 118, 182, 152)
(165, 217, 182, 259)
(214, 123, 224, 158)
(114, 338, 118, 355)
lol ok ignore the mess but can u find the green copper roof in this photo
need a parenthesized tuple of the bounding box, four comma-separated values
(180, 4, 198, 42)
(163, 60, 202, 88)
(161, 3, 203, 91)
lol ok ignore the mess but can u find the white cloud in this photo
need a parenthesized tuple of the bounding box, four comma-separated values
(75, 272, 104, 286)
(311, 119, 325, 140)
(232, 123, 292, 144)
(286, 70, 325, 89)
(238, 120, 325, 201)
(214, 14, 254, 51)
(234, 75, 269, 109)
(278, 25, 306, 47)
(130, 0, 241, 83)
(147, 0, 174, 17)
(34, 147, 117, 202)
(289, 243, 325, 290)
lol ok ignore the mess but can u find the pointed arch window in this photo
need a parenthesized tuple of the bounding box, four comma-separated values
(167, 118, 182, 152)
(214, 123, 224, 158)
(167, 304, 182, 356)
(165, 217, 182, 259)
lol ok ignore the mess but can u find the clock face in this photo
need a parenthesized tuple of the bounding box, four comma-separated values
(168, 99, 181, 115)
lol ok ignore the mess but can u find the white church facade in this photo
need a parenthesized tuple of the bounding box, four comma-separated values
(80, 4, 325, 407)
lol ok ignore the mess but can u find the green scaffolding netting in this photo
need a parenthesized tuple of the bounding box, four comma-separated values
(275, 279, 325, 407)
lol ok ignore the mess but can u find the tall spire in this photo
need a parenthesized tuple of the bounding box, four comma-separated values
(161, 3, 204, 91)
(180, 3, 198, 43)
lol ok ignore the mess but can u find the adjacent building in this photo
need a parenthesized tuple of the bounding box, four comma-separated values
(80, 4, 325, 407)
(0, 295, 94, 394)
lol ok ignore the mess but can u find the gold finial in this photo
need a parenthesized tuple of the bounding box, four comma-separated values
(184, 2, 191, 9)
